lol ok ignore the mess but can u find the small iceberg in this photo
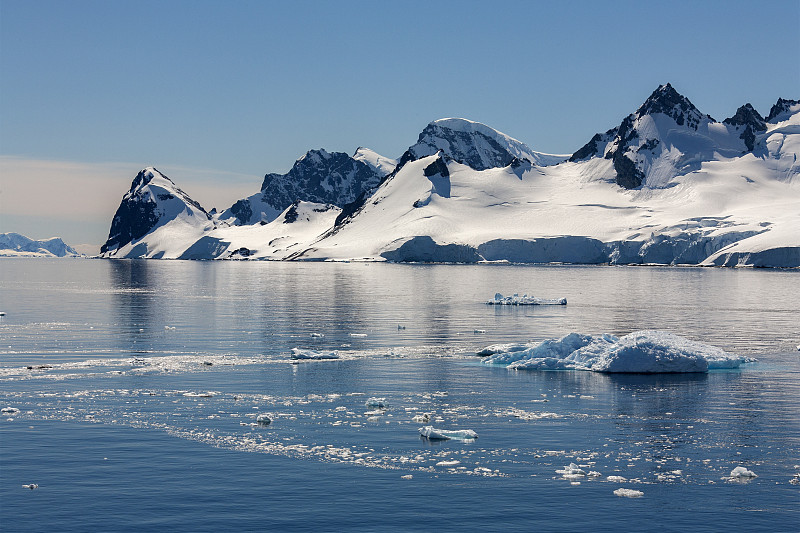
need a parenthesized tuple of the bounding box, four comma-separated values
(256, 413, 273, 426)
(419, 426, 478, 440)
(290, 348, 339, 360)
(365, 397, 387, 408)
(481, 331, 754, 373)
(1, 407, 20, 414)
(486, 293, 567, 306)
(727, 466, 758, 480)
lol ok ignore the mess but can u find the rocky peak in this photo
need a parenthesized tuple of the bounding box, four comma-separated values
(101, 167, 209, 255)
(222, 150, 384, 226)
(766, 98, 800, 123)
(634, 83, 710, 130)
(723, 103, 766, 130)
(723, 103, 767, 151)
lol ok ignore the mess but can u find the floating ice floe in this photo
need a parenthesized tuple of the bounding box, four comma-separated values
(412, 413, 431, 423)
(349, 333, 367, 338)
(1, 407, 20, 414)
(727, 466, 758, 481)
(486, 293, 567, 306)
(436, 460, 461, 467)
(401, 474, 413, 480)
(256, 413, 273, 426)
(419, 426, 478, 440)
(22, 484, 38, 490)
(613, 488, 643, 498)
(310, 333, 324, 338)
(365, 397, 387, 408)
(607, 475, 627, 483)
(481, 331, 754, 373)
(290, 348, 339, 360)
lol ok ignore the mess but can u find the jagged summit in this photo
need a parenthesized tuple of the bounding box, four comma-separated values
(101, 167, 210, 255)
(635, 83, 711, 128)
(723, 104, 767, 151)
(220, 149, 384, 226)
(569, 83, 772, 189)
(766, 98, 800, 123)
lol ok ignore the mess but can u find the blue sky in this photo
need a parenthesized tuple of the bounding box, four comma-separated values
(1, 0, 798, 247)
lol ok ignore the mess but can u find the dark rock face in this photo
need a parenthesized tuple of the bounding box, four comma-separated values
(423, 156, 450, 179)
(723, 103, 767, 151)
(766, 98, 799, 122)
(258, 149, 382, 216)
(283, 202, 300, 224)
(229, 199, 253, 226)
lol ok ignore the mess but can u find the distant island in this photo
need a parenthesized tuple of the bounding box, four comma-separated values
(98, 85, 799, 267)
(0, 233, 80, 257)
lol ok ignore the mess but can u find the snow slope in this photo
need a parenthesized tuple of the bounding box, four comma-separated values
(0, 233, 79, 257)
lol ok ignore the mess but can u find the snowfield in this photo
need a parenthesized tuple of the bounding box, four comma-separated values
(99, 89, 800, 268)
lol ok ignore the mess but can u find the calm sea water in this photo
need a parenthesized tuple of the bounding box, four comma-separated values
(1, 258, 798, 532)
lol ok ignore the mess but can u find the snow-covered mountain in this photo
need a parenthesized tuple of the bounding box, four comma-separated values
(218, 148, 388, 226)
(569, 83, 773, 189)
(0, 232, 79, 257)
(397, 118, 567, 171)
(99, 86, 800, 267)
(101, 167, 212, 257)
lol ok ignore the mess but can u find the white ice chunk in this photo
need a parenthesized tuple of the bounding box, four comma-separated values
(729, 466, 757, 479)
(290, 348, 339, 360)
(484, 331, 751, 373)
(256, 413, 273, 426)
(1, 407, 20, 414)
(419, 426, 478, 440)
(486, 293, 567, 306)
(436, 460, 461, 467)
(614, 488, 644, 498)
(607, 475, 627, 482)
(556, 463, 586, 475)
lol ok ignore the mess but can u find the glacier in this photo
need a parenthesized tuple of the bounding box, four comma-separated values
(98, 87, 800, 268)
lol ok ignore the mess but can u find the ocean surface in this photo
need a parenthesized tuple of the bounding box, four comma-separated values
(1, 258, 798, 532)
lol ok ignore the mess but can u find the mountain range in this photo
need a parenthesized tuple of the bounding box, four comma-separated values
(99, 84, 800, 268)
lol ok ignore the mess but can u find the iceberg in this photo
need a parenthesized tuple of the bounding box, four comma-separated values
(728, 466, 757, 479)
(418, 426, 478, 440)
(290, 348, 339, 360)
(486, 293, 567, 306)
(482, 331, 753, 373)
(256, 413, 273, 426)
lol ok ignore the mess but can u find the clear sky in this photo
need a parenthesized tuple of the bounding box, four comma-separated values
(1, 0, 798, 248)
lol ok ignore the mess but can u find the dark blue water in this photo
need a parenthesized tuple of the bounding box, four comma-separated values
(1, 259, 798, 531)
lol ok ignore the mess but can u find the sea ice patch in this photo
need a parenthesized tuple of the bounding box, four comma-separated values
(613, 488, 644, 498)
